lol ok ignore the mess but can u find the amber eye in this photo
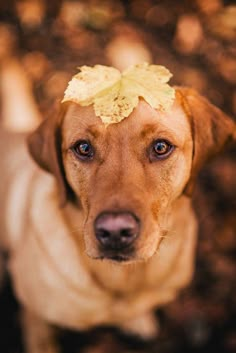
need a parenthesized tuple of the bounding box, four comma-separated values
(72, 140, 94, 160)
(151, 139, 174, 160)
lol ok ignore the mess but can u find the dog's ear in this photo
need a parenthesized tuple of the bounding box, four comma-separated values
(176, 87, 236, 196)
(27, 105, 70, 206)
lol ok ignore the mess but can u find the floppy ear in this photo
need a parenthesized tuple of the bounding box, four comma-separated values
(27, 105, 71, 206)
(176, 87, 236, 196)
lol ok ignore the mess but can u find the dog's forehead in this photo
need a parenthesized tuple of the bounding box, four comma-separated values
(63, 103, 101, 127)
(62, 99, 191, 142)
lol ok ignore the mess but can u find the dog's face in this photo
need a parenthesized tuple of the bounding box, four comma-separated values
(61, 100, 193, 261)
(28, 88, 235, 263)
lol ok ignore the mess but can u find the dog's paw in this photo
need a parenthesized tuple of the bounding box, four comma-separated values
(120, 312, 159, 340)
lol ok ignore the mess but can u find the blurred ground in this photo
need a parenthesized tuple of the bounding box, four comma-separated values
(0, 0, 236, 352)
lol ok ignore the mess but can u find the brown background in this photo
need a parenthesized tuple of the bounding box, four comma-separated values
(0, 1, 235, 352)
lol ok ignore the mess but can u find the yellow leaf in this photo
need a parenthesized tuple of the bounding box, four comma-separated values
(62, 63, 175, 125)
(62, 65, 121, 106)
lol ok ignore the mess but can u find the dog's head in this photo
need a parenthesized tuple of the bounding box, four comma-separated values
(28, 88, 235, 263)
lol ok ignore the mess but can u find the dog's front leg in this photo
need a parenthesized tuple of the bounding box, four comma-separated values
(0, 250, 5, 287)
(21, 310, 59, 353)
(120, 312, 159, 340)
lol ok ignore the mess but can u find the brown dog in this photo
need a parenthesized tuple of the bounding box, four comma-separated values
(0, 87, 235, 353)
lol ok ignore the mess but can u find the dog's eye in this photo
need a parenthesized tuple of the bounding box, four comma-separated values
(150, 139, 174, 160)
(72, 140, 94, 160)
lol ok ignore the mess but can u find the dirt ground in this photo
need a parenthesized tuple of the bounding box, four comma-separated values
(0, 1, 235, 352)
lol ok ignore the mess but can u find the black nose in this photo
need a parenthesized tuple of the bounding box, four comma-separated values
(94, 212, 140, 250)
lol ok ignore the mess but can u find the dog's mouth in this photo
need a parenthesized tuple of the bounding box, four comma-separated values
(100, 254, 132, 263)
(93, 247, 136, 263)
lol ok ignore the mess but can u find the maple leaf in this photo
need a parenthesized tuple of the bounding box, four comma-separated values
(62, 63, 175, 125)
